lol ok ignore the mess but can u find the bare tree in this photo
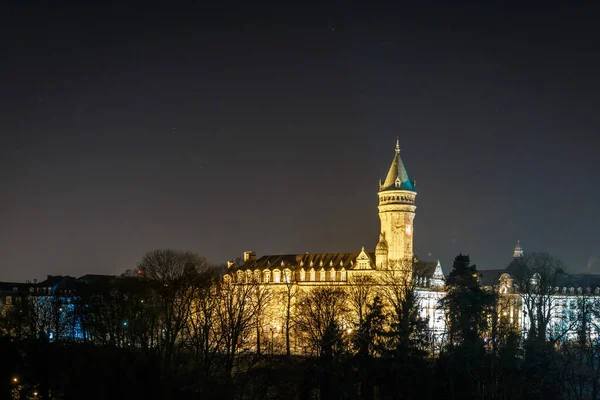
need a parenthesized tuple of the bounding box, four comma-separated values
(216, 275, 260, 377)
(250, 277, 273, 356)
(347, 274, 376, 332)
(295, 286, 349, 358)
(25, 292, 73, 341)
(183, 268, 223, 378)
(557, 288, 600, 400)
(281, 271, 299, 357)
(379, 265, 431, 356)
(138, 249, 209, 376)
(509, 252, 567, 345)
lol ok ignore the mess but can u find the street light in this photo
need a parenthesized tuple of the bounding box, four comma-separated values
(12, 377, 17, 383)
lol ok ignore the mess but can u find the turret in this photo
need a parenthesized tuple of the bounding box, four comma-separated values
(375, 232, 388, 268)
(377, 139, 416, 274)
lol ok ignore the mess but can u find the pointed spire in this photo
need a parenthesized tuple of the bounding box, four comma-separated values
(430, 260, 446, 287)
(380, 139, 415, 192)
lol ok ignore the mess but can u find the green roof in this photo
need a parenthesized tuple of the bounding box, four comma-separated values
(380, 139, 415, 192)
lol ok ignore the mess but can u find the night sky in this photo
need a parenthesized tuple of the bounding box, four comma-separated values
(1, 3, 599, 282)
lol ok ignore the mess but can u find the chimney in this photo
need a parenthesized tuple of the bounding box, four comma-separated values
(243, 251, 256, 262)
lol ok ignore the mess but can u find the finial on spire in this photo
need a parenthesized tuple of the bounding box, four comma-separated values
(395, 137, 400, 155)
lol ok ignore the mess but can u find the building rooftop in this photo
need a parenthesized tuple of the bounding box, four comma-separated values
(234, 251, 376, 272)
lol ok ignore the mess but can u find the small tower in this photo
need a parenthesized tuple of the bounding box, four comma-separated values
(377, 139, 417, 274)
(513, 240, 523, 259)
(375, 232, 388, 268)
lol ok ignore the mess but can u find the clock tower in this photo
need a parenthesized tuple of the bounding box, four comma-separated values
(376, 139, 417, 273)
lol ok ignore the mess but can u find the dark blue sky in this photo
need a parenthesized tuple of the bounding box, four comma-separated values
(1, 3, 599, 281)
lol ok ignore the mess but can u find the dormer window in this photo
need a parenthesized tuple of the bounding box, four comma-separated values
(263, 270, 271, 283)
(395, 177, 401, 188)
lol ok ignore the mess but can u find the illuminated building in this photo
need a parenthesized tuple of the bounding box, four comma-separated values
(228, 140, 448, 352)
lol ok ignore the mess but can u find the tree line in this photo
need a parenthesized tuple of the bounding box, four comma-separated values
(1, 249, 600, 400)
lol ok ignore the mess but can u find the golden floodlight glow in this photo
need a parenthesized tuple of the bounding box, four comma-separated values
(405, 225, 412, 234)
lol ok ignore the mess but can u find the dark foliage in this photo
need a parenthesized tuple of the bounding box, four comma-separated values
(0, 251, 594, 399)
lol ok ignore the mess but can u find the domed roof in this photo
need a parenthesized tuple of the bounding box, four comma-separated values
(513, 240, 523, 258)
(375, 233, 388, 253)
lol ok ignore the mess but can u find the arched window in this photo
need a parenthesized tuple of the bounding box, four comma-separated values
(340, 268, 346, 281)
(309, 268, 316, 281)
(273, 269, 281, 283)
(283, 269, 292, 283)
(329, 268, 336, 281)
(319, 268, 326, 282)
(263, 270, 271, 283)
(299, 268, 306, 282)
(237, 270, 245, 283)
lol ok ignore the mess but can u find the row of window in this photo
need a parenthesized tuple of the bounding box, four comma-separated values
(233, 268, 348, 284)
(380, 194, 413, 202)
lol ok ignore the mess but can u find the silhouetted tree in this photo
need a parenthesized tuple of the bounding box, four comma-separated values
(442, 254, 495, 346)
(295, 286, 349, 399)
(438, 254, 496, 400)
(138, 249, 209, 379)
(378, 267, 432, 400)
(216, 275, 261, 378)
